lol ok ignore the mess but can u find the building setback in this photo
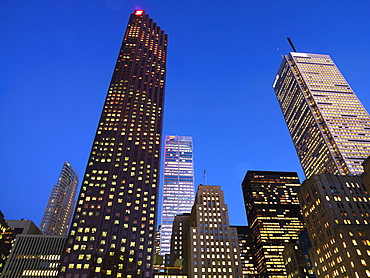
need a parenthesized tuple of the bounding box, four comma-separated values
(273, 52, 370, 179)
(299, 173, 370, 278)
(242, 171, 305, 278)
(39, 161, 78, 236)
(58, 10, 167, 278)
(0, 234, 66, 278)
(188, 185, 242, 278)
(160, 135, 194, 256)
(6, 220, 42, 236)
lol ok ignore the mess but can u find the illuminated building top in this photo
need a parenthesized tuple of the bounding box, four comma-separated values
(242, 171, 305, 277)
(274, 52, 370, 178)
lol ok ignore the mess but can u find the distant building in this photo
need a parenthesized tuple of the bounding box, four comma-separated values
(273, 52, 370, 178)
(188, 185, 242, 278)
(231, 226, 258, 278)
(169, 213, 191, 275)
(0, 234, 66, 278)
(242, 171, 305, 278)
(39, 161, 78, 235)
(299, 173, 370, 278)
(6, 219, 42, 235)
(0, 212, 14, 275)
(160, 135, 194, 256)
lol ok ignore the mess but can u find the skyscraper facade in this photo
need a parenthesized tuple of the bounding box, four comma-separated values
(40, 161, 78, 236)
(160, 135, 194, 256)
(231, 226, 258, 278)
(188, 185, 243, 278)
(58, 10, 167, 278)
(242, 171, 305, 278)
(299, 173, 370, 278)
(273, 52, 370, 178)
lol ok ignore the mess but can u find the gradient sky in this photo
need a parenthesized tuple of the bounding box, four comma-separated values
(1, 0, 370, 227)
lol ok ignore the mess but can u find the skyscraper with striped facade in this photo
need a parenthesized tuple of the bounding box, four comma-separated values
(160, 135, 194, 256)
(273, 52, 370, 179)
(40, 161, 78, 236)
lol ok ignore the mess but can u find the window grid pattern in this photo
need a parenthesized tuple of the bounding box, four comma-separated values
(273, 52, 370, 178)
(160, 135, 194, 256)
(58, 10, 167, 278)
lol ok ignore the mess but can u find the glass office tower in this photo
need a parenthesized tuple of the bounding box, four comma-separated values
(160, 135, 194, 256)
(273, 52, 370, 178)
(58, 10, 167, 278)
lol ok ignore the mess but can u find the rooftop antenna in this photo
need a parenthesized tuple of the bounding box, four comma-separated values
(203, 169, 208, 185)
(287, 37, 297, 52)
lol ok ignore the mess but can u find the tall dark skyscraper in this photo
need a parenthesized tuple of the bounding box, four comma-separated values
(242, 171, 305, 278)
(273, 52, 370, 179)
(58, 10, 167, 278)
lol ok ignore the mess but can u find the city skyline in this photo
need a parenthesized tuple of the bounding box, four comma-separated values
(1, 1, 370, 228)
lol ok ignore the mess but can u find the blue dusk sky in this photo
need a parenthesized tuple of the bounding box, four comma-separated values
(1, 0, 370, 227)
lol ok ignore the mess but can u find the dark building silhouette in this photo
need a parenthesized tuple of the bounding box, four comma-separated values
(0, 212, 14, 275)
(169, 213, 191, 275)
(231, 226, 258, 278)
(283, 229, 315, 278)
(242, 171, 305, 278)
(58, 10, 167, 278)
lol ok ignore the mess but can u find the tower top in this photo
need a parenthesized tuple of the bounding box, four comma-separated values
(134, 10, 144, 16)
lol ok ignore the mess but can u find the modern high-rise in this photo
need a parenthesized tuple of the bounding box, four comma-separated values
(273, 52, 370, 178)
(58, 10, 167, 278)
(160, 135, 194, 256)
(188, 185, 243, 278)
(242, 171, 305, 278)
(299, 173, 370, 278)
(39, 161, 78, 236)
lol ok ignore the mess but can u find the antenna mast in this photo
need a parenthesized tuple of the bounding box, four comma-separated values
(287, 37, 297, 52)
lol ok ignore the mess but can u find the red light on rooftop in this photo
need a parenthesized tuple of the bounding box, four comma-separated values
(134, 10, 144, 16)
